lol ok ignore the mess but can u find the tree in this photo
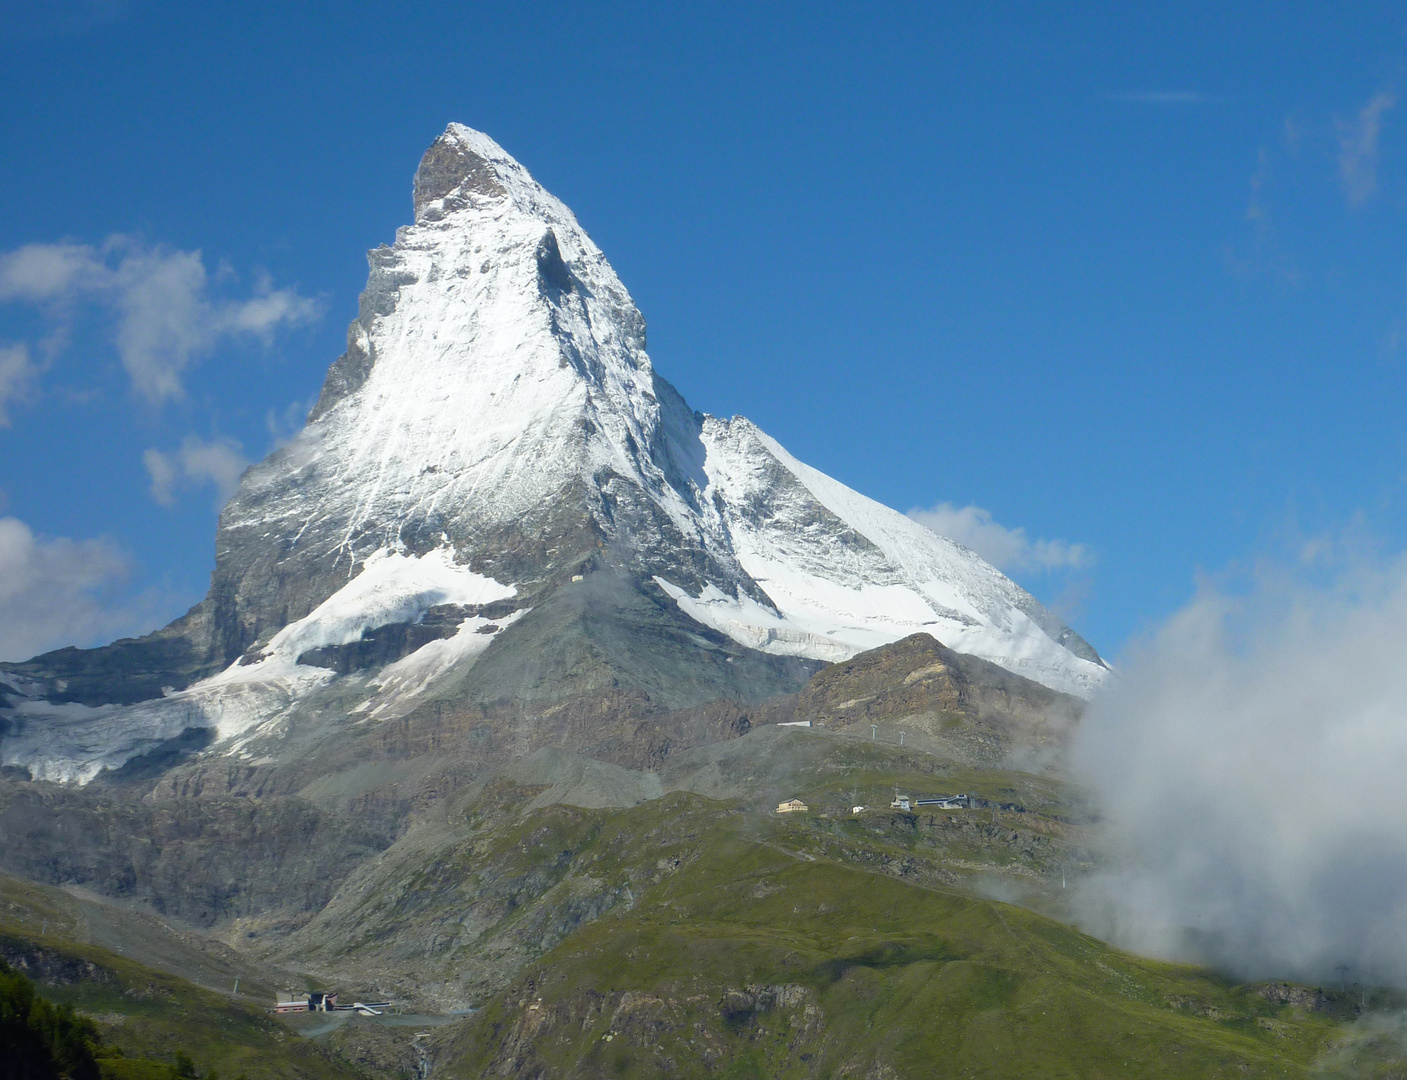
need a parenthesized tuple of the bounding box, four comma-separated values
(0, 957, 101, 1080)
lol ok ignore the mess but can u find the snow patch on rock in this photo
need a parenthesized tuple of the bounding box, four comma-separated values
(1, 548, 518, 783)
(358, 605, 528, 719)
(264, 547, 516, 663)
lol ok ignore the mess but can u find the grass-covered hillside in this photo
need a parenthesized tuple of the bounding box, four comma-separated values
(436, 803, 1395, 1079)
(267, 725, 1090, 1012)
(256, 715, 1407, 1078)
(0, 874, 361, 1080)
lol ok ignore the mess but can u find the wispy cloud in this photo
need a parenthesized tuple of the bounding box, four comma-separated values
(1246, 145, 1271, 224)
(907, 502, 1093, 573)
(1337, 91, 1395, 207)
(1074, 544, 1407, 985)
(1108, 91, 1217, 105)
(144, 435, 250, 509)
(264, 396, 316, 450)
(0, 344, 43, 426)
(0, 237, 320, 403)
(1226, 144, 1300, 285)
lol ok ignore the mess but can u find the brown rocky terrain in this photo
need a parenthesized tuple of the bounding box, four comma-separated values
(788, 632, 1083, 766)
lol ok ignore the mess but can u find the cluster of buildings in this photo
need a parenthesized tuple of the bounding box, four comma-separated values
(272, 991, 392, 1016)
(773, 792, 971, 815)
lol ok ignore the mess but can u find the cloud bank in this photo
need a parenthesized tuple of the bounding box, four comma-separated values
(908, 502, 1092, 573)
(1073, 552, 1407, 986)
(0, 237, 319, 403)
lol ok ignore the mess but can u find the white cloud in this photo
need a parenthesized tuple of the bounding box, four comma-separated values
(0, 343, 43, 426)
(0, 240, 105, 300)
(0, 237, 320, 402)
(265, 396, 315, 449)
(907, 502, 1092, 573)
(108, 246, 215, 402)
(141, 448, 179, 508)
(144, 435, 250, 509)
(220, 272, 320, 339)
(1073, 550, 1407, 986)
(1338, 91, 1395, 207)
(0, 516, 133, 662)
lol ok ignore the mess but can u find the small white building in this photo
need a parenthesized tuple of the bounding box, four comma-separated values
(851, 805, 866, 814)
(776, 799, 808, 813)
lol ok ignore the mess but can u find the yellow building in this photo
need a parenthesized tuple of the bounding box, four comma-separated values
(776, 799, 808, 813)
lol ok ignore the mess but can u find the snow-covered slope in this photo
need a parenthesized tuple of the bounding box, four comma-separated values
(0, 124, 1104, 784)
(661, 419, 1106, 696)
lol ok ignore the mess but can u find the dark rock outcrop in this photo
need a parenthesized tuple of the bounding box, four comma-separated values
(0, 778, 388, 929)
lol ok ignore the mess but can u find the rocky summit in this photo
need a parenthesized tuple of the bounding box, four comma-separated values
(0, 124, 1104, 788)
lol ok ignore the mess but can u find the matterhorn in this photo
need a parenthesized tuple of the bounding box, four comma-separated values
(0, 124, 1105, 785)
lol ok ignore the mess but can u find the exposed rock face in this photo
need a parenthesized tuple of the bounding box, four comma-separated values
(1, 124, 1103, 788)
(0, 628, 212, 709)
(789, 633, 1083, 764)
(322, 1020, 423, 1080)
(0, 779, 387, 927)
(0, 942, 116, 988)
(412, 130, 508, 217)
(450, 980, 827, 1079)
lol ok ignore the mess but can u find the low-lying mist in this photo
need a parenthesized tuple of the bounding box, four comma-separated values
(1072, 549, 1407, 987)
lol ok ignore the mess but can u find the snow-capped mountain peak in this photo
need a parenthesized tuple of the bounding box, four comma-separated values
(0, 124, 1105, 784)
(413, 123, 572, 225)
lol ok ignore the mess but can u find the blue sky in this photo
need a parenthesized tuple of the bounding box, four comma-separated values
(2, 0, 1406, 662)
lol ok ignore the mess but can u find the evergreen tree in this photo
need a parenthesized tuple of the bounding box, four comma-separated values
(0, 957, 100, 1080)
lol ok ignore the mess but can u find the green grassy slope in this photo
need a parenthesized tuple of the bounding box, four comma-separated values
(271, 729, 1094, 1010)
(0, 875, 360, 1080)
(437, 796, 1392, 1080)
